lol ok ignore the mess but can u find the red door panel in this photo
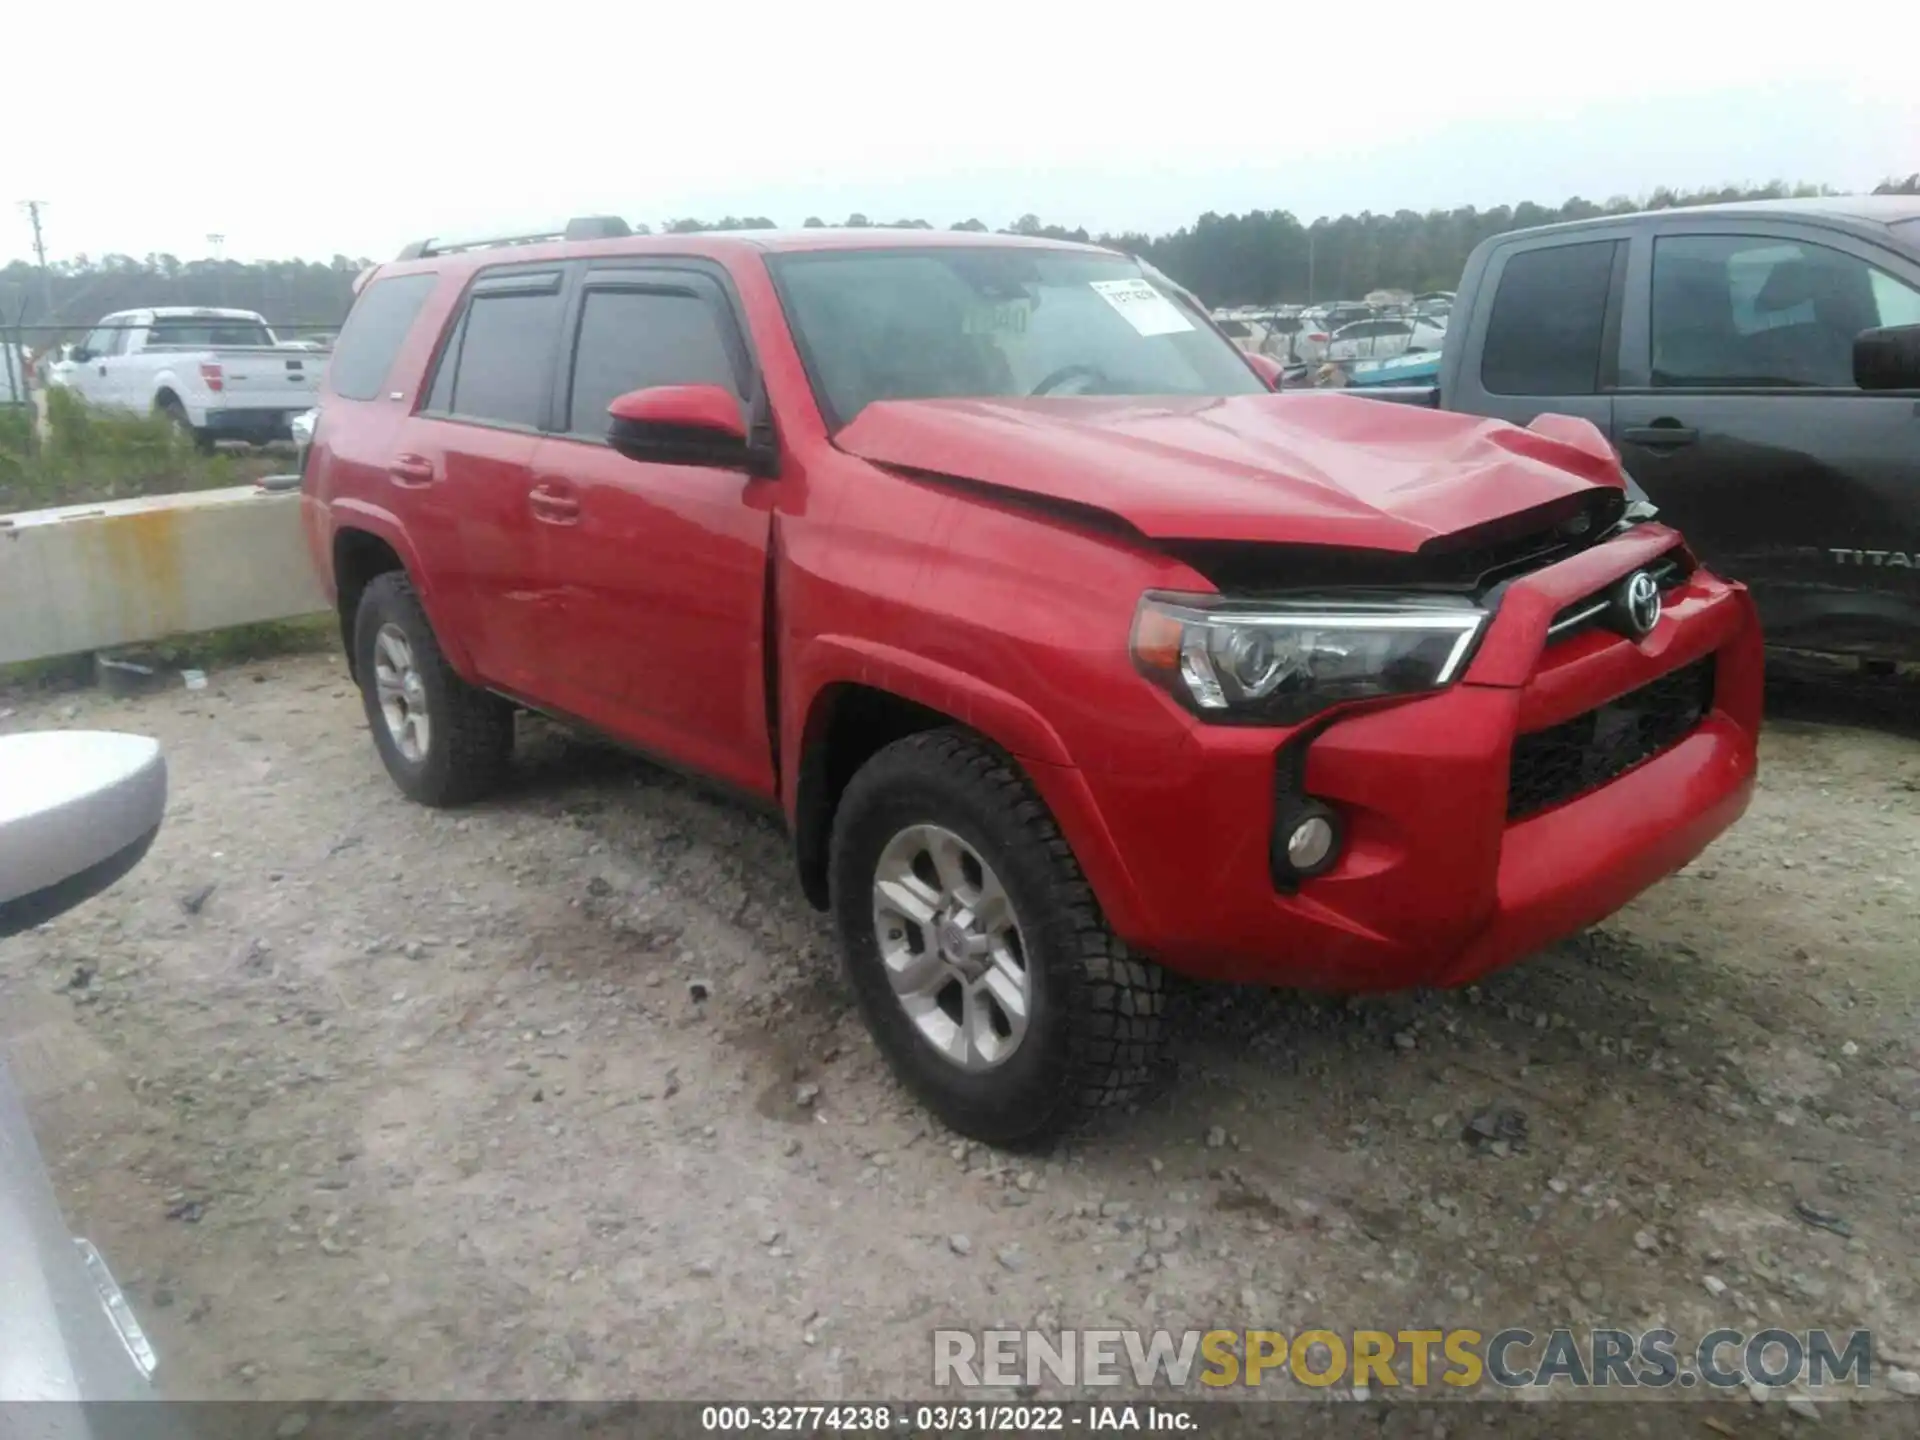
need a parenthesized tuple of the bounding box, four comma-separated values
(529, 435, 776, 797)
(400, 416, 550, 697)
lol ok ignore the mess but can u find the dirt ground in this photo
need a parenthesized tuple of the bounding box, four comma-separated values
(3, 651, 1917, 1419)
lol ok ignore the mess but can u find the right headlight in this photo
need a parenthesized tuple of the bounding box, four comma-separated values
(1130, 592, 1487, 724)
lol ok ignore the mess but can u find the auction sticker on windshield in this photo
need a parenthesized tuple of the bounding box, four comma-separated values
(1090, 279, 1194, 337)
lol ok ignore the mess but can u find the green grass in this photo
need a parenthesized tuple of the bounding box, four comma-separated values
(0, 389, 258, 514)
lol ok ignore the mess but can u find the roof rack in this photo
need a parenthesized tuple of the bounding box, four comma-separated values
(395, 215, 633, 261)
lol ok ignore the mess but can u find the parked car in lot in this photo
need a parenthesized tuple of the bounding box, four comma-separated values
(1212, 315, 1270, 353)
(1211, 311, 1310, 362)
(1295, 305, 1395, 366)
(1291, 311, 1337, 366)
(302, 219, 1762, 1145)
(56, 306, 322, 450)
(1355, 196, 1920, 666)
(1319, 303, 1378, 334)
(1252, 309, 1311, 363)
(1325, 314, 1448, 364)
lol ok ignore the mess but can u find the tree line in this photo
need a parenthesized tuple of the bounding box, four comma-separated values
(5, 176, 1916, 334)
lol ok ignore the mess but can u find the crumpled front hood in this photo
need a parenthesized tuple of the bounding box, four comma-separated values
(835, 393, 1627, 552)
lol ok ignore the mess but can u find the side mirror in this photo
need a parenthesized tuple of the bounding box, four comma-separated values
(69, 347, 92, 364)
(1244, 352, 1286, 390)
(608, 384, 761, 471)
(0, 732, 168, 939)
(1854, 323, 1920, 391)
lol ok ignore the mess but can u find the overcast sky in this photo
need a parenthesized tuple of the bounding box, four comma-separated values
(7, 0, 1915, 265)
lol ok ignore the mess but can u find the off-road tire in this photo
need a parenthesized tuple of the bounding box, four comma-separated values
(829, 728, 1166, 1148)
(352, 572, 513, 806)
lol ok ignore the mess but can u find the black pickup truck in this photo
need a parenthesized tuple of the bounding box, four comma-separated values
(1359, 196, 1920, 667)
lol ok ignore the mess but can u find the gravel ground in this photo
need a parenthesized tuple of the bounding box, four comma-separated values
(3, 651, 1917, 1420)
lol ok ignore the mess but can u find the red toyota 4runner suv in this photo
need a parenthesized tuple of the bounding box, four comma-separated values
(302, 219, 1763, 1145)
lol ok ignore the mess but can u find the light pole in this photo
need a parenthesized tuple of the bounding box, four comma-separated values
(20, 200, 55, 321)
(206, 233, 226, 305)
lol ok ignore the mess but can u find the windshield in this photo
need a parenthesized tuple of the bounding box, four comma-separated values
(769, 248, 1265, 426)
(147, 318, 275, 348)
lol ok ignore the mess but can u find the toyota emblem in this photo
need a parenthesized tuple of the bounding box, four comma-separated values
(1616, 570, 1663, 638)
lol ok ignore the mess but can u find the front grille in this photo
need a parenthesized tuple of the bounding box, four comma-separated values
(1545, 552, 1692, 643)
(1507, 657, 1716, 820)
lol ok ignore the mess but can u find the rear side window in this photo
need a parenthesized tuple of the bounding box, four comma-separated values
(149, 317, 274, 347)
(328, 274, 437, 401)
(564, 288, 739, 437)
(435, 283, 565, 428)
(1480, 240, 1618, 395)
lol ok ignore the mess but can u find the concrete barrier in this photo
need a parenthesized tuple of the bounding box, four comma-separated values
(0, 485, 326, 666)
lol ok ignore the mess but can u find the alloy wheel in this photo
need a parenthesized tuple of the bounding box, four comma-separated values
(870, 824, 1031, 1070)
(373, 623, 431, 762)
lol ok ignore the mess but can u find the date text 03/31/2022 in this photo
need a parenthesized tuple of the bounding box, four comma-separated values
(699, 1404, 1195, 1432)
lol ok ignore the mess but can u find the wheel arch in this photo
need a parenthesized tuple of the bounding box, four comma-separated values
(327, 512, 478, 684)
(791, 683, 952, 909)
(784, 646, 1143, 941)
(332, 527, 405, 680)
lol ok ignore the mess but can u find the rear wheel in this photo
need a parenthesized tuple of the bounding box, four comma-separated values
(352, 572, 514, 806)
(157, 396, 214, 454)
(829, 729, 1166, 1148)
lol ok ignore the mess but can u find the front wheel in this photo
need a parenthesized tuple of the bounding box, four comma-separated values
(352, 572, 514, 806)
(829, 729, 1166, 1148)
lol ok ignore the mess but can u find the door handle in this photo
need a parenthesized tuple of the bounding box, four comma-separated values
(529, 483, 580, 524)
(97, 365, 107, 376)
(387, 454, 436, 487)
(1621, 422, 1699, 449)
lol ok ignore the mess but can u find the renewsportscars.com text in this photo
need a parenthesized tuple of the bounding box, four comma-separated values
(933, 1327, 1877, 1391)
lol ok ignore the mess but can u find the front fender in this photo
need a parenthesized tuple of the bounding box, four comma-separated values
(783, 635, 1152, 942)
(787, 636, 1074, 783)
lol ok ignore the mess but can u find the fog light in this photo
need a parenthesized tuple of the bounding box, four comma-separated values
(1272, 796, 1343, 888)
(1286, 815, 1336, 871)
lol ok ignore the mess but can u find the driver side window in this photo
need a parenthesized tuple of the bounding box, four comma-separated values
(1651, 235, 1920, 389)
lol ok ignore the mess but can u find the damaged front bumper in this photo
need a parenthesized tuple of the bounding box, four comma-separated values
(1027, 526, 1764, 991)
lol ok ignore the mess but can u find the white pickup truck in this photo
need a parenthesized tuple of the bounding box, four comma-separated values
(56, 307, 322, 449)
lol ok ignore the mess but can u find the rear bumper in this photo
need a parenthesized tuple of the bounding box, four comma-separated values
(1027, 531, 1763, 992)
(202, 407, 300, 441)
